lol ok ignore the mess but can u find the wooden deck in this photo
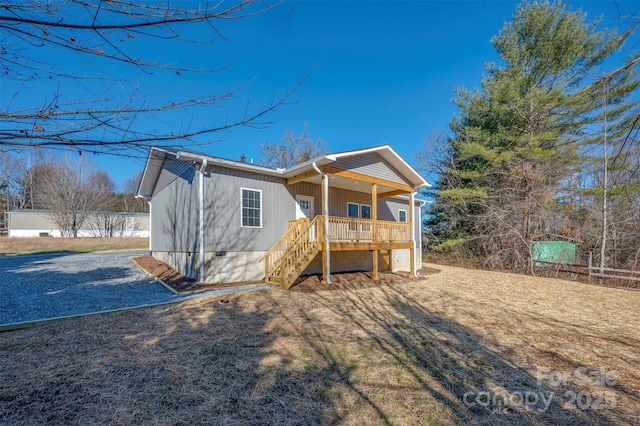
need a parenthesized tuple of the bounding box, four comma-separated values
(264, 216, 413, 289)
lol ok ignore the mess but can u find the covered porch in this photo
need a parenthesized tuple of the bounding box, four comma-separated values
(264, 157, 421, 289)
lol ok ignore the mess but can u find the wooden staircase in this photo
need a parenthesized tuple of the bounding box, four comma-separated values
(262, 216, 322, 289)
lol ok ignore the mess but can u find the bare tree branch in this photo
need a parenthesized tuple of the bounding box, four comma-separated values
(1, 0, 304, 155)
(260, 123, 326, 168)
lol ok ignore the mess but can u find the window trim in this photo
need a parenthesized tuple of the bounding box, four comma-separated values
(398, 209, 408, 223)
(240, 187, 262, 228)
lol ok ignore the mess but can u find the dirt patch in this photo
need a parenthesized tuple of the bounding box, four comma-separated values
(133, 254, 441, 293)
(131, 255, 262, 293)
(290, 267, 441, 292)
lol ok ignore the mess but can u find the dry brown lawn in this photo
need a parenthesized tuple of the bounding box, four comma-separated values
(1, 263, 638, 425)
(0, 235, 149, 256)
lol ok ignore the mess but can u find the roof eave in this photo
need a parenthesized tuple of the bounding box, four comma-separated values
(175, 151, 285, 177)
(137, 147, 178, 198)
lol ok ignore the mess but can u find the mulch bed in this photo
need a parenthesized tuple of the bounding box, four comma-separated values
(132, 254, 440, 293)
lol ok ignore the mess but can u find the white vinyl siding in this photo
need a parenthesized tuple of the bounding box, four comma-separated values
(331, 152, 410, 186)
(241, 188, 262, 228)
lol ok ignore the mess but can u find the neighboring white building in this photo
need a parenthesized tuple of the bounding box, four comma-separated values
(6, 209, 150, 238)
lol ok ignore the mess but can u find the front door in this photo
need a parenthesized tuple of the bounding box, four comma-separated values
(295, 195, 314, 220)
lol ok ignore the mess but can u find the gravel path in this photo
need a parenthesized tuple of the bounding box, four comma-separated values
(0, 251, 268, 325)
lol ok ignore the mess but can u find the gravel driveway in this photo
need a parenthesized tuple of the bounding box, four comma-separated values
(0, 251, 268, 326)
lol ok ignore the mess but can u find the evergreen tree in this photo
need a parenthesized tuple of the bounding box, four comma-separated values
(425, 0, 638, 272)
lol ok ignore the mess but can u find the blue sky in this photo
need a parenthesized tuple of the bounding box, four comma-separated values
(4, 1, 639, 190)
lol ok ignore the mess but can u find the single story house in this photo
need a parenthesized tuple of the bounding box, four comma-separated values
(137, 145, 430, 289)
(6, 209, 150, 238)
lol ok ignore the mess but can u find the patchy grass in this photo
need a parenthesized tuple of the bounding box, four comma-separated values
(0, 235, 149, 256)
(0, 264, 638, 425)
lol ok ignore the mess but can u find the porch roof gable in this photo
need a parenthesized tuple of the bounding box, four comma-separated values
(283, 145, 431, 190)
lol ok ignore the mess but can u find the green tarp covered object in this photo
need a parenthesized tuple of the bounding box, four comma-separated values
(533, 241, 576, 265)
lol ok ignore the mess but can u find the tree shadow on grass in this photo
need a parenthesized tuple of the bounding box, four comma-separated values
(0, 274, 631, 425)
(303, 281, 621, 425)
(0, 292, 347, 424)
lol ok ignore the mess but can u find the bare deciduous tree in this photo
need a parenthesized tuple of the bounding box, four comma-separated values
(85, 213, 129, 238)
(121, 171, 148, 213)
(0, 151, 31, 211)
(0, 150, 53, 224)
(35, 157, 116, 237)
(260, 123, 326, 168)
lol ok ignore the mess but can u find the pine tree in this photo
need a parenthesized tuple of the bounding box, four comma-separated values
(426, 0, 639, 272)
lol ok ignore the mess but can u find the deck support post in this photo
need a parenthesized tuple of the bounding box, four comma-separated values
(371, 183, 379, 280)
(313, 162, 331, 286)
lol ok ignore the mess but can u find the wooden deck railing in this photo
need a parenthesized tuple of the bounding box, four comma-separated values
(263, 217, 321, 286)
(279, 216, 322, 288)
(263, 215, 412, 288)
(375, 220, 412, 242)
(327, 217, 372, 241)
(326, 216, 411, 242)
(262, 218, 309, 281)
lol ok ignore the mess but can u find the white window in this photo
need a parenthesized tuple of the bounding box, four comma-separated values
(348, 203, 373, 219)
(398, 209, 407, 223)
(295, 195, 314, 219)
(241, 188, 262, 228)
(360, 204, 371, 219)
(347, 202, 359, 218)
(125, 216, 135, 231)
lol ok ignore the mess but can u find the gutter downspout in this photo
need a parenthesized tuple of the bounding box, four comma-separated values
(312, 162, 332, 286)
(135, 194, 152, 253)
(198, 159, 208, 283)
(148, 201, 152, 254)
(416, 197, 426, 273)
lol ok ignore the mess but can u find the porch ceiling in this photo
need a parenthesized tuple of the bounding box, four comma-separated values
(291, 173, 407, 196)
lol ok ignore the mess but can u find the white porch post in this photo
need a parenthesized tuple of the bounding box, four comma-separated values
(410, 191, 416, 278)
